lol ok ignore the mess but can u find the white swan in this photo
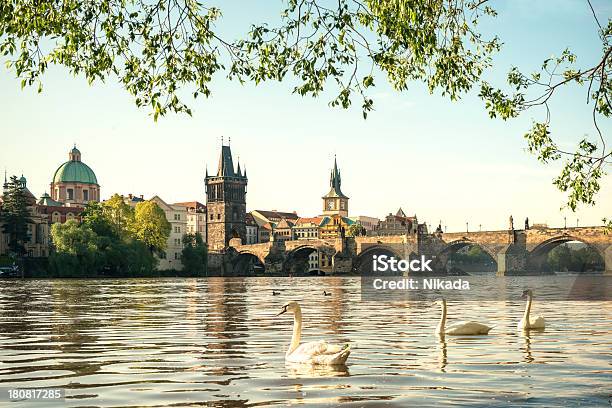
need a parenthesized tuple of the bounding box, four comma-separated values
(276, 301, 350, 365)
(435, 298, 493, 336)
(518, 289, 545, 330)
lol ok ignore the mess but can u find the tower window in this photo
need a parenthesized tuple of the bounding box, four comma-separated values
(67, 188, 74, 200)
(83, 190, 89, 201)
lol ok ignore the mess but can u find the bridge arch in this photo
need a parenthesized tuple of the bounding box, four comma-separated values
(232, 251, 265, 276)
(354, 245, 404, 275)
(435, 239, 497, 274)
(529, 235, 605, 273)
(283, 244, 334, 276)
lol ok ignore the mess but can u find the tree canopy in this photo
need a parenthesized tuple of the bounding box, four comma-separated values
(181, 232, 207, 276)
(1, 0, 609, 210)
(49, 196, 170, 276)
(131, 200, 171, 255)
(0, 175, 33, 257)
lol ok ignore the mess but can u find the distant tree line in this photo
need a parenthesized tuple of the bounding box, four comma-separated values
(49, 194, 171, 277)
(449, 246, 494, 265)
(544, 244, 603, 273)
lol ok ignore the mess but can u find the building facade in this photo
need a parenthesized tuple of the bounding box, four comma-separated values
(149, 196, 187, 271)
(50, 146, 100, 206)
(245, 213, 259, 244)
(205, 144, 248, 251)
(319, 213, 355, 239)
(373, 208, 419, 236)
(173, 201, 207, 240)
(293, 217, 324, 240)
(273, 218, 295, 242)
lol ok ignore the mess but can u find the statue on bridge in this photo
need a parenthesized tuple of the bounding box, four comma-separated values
(525, 217, 529, 230)
(509, 215, 514, 231)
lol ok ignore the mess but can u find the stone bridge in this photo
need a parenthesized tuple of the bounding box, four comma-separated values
(211, 226, 612, 276)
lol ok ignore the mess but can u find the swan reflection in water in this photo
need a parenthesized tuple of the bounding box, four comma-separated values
(436, 336, 448, 372)
(520, 330, 534, 363)
(285, 361, 350, 378)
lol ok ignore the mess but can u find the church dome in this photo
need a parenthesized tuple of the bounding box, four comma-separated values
(52, 146, 99, 185)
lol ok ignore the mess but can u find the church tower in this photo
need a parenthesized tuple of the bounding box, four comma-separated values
(322, 156, 349, 217)
(205, 143, 248, 251)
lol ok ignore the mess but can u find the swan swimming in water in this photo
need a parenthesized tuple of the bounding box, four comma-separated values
(276, 301, 350, 365)
(518, 289, 545, 330)
(435, 298, 493, 336)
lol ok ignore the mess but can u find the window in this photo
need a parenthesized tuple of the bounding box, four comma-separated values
(217, 214, 221, 220)
(174, 214, 180, 220)
(160, 252, 166, 259)
(210, 214, 213, 220)
(67, 189, 74, 200)
(174, 252, 180, 260)
(174, 226, 180, 233)
(83, 190, 89, 201)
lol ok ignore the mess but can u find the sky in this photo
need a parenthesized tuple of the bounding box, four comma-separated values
(0, 0, 611, 232)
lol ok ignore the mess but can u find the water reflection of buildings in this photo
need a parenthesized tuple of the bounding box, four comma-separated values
(320, 277, 350, 335)
(201, 277, 250, 377)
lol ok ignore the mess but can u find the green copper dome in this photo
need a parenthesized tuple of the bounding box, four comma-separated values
(53, 161, 98, 184)
(52, 146, 98, 185)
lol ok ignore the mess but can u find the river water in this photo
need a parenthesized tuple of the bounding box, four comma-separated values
(0, 277, 610, 407)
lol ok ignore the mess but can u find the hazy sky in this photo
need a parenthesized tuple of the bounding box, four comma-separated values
(1, 0, 610, 232)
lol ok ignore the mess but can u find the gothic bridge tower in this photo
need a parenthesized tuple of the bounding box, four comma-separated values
(205, 143, 247, 251)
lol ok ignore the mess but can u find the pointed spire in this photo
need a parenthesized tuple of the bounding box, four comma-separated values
(217, 144, 235, 177)
(243, 166, 247, 178)
(236, 160, 242, 177)
(205, 165, 209, 178)
(324, 154, 347, 198)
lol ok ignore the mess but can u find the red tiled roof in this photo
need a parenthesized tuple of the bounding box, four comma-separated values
(173, 201, 206, 210)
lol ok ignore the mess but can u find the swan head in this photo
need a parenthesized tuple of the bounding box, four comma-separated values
(521, 289, 533, 299)
(433, 297, 446, 307)
(276, 301, 301, 316)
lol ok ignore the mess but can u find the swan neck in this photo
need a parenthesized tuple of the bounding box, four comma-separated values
(437, 300, 447, 333)
(523, 294, 532, 322)
(288, 309, 302, 355)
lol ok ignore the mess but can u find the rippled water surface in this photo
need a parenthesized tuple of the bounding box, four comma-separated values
(0, 277, 610, 407)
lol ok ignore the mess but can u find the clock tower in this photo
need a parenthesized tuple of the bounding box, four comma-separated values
(322, 156, 349, 217)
